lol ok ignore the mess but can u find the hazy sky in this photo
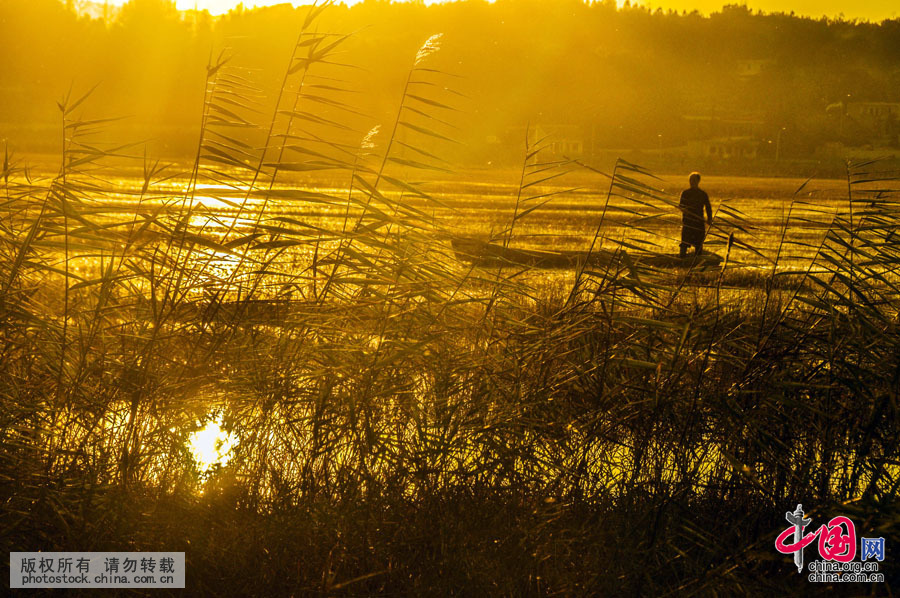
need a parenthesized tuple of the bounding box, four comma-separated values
(106, 1, 899, 23)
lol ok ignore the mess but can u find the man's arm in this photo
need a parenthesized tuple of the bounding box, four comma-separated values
(704, 193, 713, 225)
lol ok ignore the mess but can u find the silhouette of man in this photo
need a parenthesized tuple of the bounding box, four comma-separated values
(679, 172, 712, 258)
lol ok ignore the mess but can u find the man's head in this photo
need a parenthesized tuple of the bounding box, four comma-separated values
(689, 172, 701, 188)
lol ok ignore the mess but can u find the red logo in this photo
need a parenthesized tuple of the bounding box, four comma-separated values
(776, 515, 857, 562)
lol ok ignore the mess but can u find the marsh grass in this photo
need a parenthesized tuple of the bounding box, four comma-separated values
(3, 6, 900, 596)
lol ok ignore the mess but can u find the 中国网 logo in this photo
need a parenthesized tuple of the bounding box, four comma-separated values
(775, 504, 885, 583)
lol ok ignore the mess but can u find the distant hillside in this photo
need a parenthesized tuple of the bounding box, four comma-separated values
(1, 0, 899, 170)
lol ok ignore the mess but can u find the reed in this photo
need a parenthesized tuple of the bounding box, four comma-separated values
(2, 6, 900, 596)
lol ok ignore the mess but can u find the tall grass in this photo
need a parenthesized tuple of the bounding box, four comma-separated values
(2, 6, 900, 595)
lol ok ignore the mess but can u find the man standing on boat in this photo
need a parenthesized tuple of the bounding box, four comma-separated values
(679, 172, 713, 258)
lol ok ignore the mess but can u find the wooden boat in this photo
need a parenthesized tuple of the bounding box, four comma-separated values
(450, 237, 723, 269)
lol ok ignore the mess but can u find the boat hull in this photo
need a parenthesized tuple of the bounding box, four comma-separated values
(450, 238, 723, 269)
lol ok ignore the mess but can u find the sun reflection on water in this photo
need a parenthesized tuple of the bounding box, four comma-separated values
(188, 413, 235, 470)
